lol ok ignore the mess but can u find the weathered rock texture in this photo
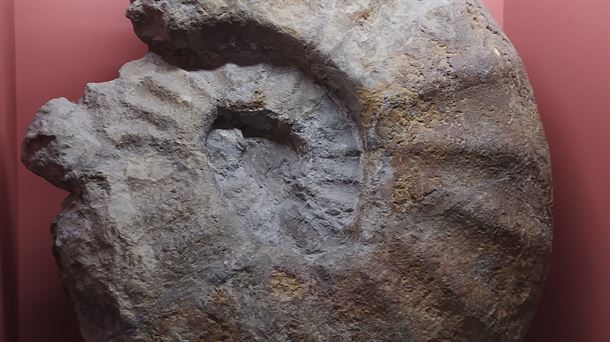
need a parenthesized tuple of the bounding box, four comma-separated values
(22, 1, 552, 341)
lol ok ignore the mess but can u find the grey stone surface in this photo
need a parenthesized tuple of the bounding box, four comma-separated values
(22, 1, 552, 341)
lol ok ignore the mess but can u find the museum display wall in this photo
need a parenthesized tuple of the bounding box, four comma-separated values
(1, 0, 608, 341)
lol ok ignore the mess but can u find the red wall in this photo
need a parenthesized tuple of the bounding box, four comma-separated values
(484, 0, 504, 26)
(1, 1, 609, 341)
(1, 0, 17, 341)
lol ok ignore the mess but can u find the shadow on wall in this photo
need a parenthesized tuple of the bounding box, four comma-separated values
(0, 152, 18, 342)
(1, 0, 17, 341)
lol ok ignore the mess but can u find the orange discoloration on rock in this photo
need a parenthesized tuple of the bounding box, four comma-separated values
(157, 305, 239, 342)
(267, 270, 309, 301)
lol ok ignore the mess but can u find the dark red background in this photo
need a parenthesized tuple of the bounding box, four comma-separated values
(1, 1, 609, 341)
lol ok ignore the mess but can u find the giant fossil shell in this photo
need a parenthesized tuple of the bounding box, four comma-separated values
(22, 1, 552, 341)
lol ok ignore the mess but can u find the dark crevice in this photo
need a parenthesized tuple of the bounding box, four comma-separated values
(211, 107, 307, 152)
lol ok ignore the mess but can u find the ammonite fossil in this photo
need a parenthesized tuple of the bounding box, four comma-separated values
(22, 1, 552, 341)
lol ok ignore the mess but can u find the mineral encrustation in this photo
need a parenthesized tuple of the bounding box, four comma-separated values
(22, 1, 552, 341)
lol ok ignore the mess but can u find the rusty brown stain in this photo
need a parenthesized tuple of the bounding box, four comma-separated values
(352, 9, 372, 24)
(267, 270, 309, 301)
(157, 301, 239, 341)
